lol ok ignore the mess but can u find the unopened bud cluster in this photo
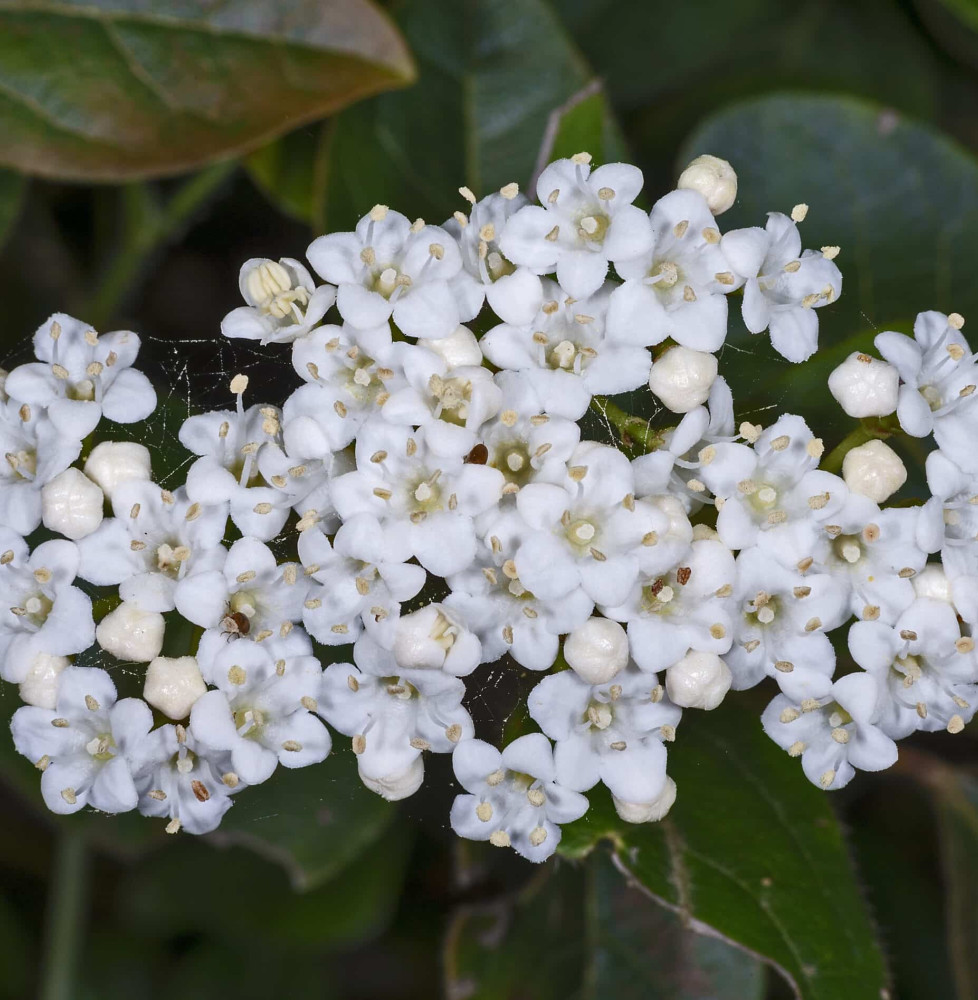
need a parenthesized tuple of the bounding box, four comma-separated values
(1, 151, 974, 862)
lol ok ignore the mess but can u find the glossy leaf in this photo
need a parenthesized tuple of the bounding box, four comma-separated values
(559, 699, 888, 1000)
(0, 0, 415, 180)
(249, 0, 620, 231)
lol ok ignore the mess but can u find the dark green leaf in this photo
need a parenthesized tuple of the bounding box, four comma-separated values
(210, 745, 396, 890)
(559, 699, 888, 1000)
(0, 0, 415, 180)
(0, 169, 25, 250)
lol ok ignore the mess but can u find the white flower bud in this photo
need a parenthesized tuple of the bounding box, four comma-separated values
(677, 154, 737, 215)
(83, 441, 152, 500)
(913, 563, 953, 603)
(41, 467, 104, 540)
(18, 652, 69, 709)
(422, 325, 483, 368)
(143, 655, 207, 720)
(564, 616, 629, 685)
(392, 603, 481, 676)
(613, 776, 677, 824)
(842, 439, 907, 503)
(828, 353, 899, 418)
(648, 346, 718, 414)
(666, 650, 731, 710)
(96, 602, 165, 662)
(359, 756, 425, 801)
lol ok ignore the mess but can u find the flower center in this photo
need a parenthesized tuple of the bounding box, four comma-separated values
(746, 591, 779, 626)
(832, 534, 863, 565)
(585, 701, 613, 730)
(428, 374, 472, 425)
(577, 212, 610, 243)
(650, 260, 680, 288)
(156, 542, 190, 576)
(85, 733, 115, 761)
(4, 448, 36, 481)
(246, 261, 310, 321)
(371, 266, 411, 300)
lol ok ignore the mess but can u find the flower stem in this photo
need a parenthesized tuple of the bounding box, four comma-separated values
(83, 159, 238, 329)
(821, 415, 901, 475)
(40, 831, 89, 1000)
(590, 396, 664, 455)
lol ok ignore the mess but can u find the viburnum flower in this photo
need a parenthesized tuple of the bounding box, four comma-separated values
(762, 672, 898, 790)
(307, 206, 462, 339)
(722, 211, 842, 362)
(528, 662, 681, 804)
(11, 666, 153, 813)
(449, 734, 589, 862)
(133, 723, 241, 834)
(5, 314, 156, 439)
(0, 531, 94, 683)
(875, 311, 978, 472)
(222, 257, 335, 344)
(499, 156, 652, 300)
(608, 189, 736, 352)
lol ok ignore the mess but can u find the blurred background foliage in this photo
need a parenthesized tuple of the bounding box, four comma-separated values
(2, 1, 978, 997)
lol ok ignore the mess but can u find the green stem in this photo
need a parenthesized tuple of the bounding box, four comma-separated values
(40, 831, 89, 1000)
(821, 415, 901, 475)
(84, 159, 237, 328)
(590, 396, 664, 455)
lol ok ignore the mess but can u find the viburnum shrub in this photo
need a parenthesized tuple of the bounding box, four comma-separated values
(4, 150, 976, 863)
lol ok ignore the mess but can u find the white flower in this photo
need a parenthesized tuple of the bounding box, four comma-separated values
(11, 666, 152, 813)
(677, 155, 737, 215)
(143, 656, 208, 720)
(0, 396, 79, 535)
(381, 345, 502, 457)
(849, 597, 978, 738)
(298, 513, 426, 646)
(18, 652, 69, 709)
(221, 258, 335, 344)
(422, 325, 484, 368)
(613, 777, 677, 824)
(647, 345, 718, 414)
(133, 724, 240, 834)
(5, 314, 156, 439)
(665, 650, 731, 710)
(83, 441, 152, 500)
(390, 603, 482, 676)
(96, 602, 165, 663)
(875, 311, 978, 472)
(359, 756, 425, 801)
(722, 214, 841, 362)
(842, 439, 907, 503)
(330, 421, 504, 577)
(0, 531, 94, 683)
(41, 468, 103, 540)
(480, 280, 651, 420)
(178, 379, 287, 542)
(319, 649, 473, 794)
(499, 157, 652, 299)
(762, 672, 898, 790)
(449, 734, 589, 862)
(725, 546, 848, 701)
(444, 508, 593, 670)
(190, 638, 329, 785)
(307, 207, 462, 339)
(174, 536, 309, 642)
(602, 536, 735, 673)
(828, 352, 899, 418)
(528, 664, 680, 804)
(608, 189, 735, 351)
(444, 188, 543, 325)
(563, 616, 629, 684)
(77, 482, 227, 613)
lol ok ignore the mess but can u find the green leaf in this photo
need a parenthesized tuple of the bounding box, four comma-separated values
(209, 746, 396, 890)
(0, 0, 415, 181)
(249, 0, 622, 231)
(559, 699, 888, 1000)
(444, 851, 764, 999)
(0, 168, 24, 250)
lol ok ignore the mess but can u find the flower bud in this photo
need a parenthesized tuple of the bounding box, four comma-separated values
(96, 602, 165, 662)
(613, 776, 677, 824)
(842, 439, 907, 503)
(913, 563, 953, 603)
(392, 603, 481, 676)
(648, 346, 718, 414)
(677, 155, 737, 215)
(83, 441, 152, 500)
(564, 616, 629, 685)
(144, 655, 207, 720)
(666, 650, 731, 710)
(359, 756, 425, 801)
(41, 468, 104, 540)
(422, 325, 483, 368)
(828, 353, 899, 418)
(18, 652, 69, 709)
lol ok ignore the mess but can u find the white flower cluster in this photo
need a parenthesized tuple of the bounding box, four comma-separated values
(2, 152, 974, 864)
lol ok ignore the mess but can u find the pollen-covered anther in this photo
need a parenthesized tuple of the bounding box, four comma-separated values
(831, 727, 849, 744)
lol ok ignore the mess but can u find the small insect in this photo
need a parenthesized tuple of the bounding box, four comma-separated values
(464, 443, 489, 465)
(221, 608, 251, 640)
